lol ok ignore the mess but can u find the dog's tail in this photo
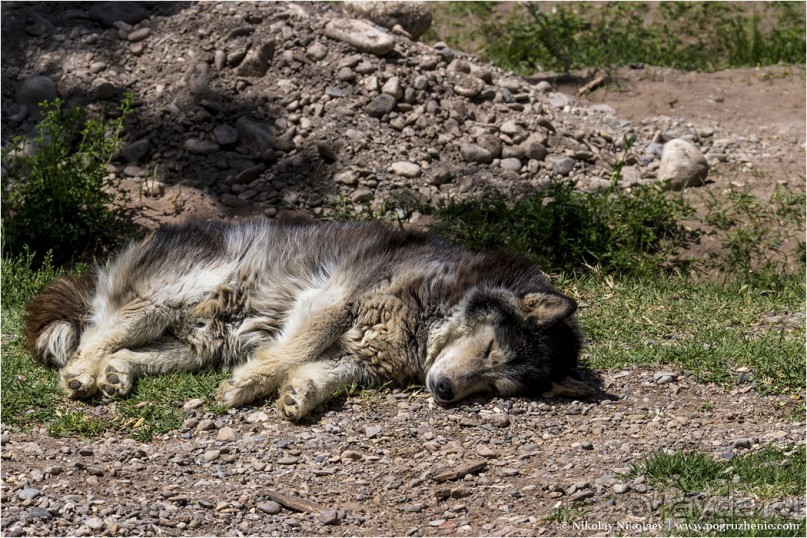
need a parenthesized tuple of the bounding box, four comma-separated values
(24, 271, 97, 367)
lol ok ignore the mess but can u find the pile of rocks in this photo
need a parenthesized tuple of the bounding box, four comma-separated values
(2, 1, 718, 224)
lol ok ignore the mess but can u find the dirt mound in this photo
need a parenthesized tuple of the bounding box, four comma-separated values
(4, 2, 801, 230)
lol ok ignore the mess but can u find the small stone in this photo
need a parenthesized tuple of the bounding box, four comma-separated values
(535, 80, 553, 93)
(613, 483, 630, 494)
(342, 1, 433, 39)
(18, 488, 40, 500)
(319, 509, 340, 525)
(390, 162, 421, 178)
(580, 441, 594, 450)
(429, 519, 447, 527)
(653, 371, 677, 384)
(197, 419, 216, 431)
(216, 427, 237, 442)
(452, 73, 485, 98)
(553, 157, 575, 176)
(569, 489, 595, 502)
(500, 158, 522, 171)
(127, 27, 151, 42)
(78, 447, 94, 456)
(184, 138, 220, 155)
(85, 517, 105, 531)
(364, 93, 396, 118)
(365, 425, 382, 438)
(306, 42, 328, 61)
(336, 66, 356, 82)
(236, 42, 275, 77)
(121, 138, 150, 162)
(486, 414, 510, 428)
(246, 411, 269, 423)
(203, 450, 221, 463)
(334, 170, 358, 186)
(733, 438, 752, 449)
(350, 188, 373, 203)
(257, 501, 282, 515)
(277, 456, 299, 465)
(29, 507, 52, 520)
(381, 77, 403, 99)
(476, 445, 497, 458)
(15, 76, 57, 119)
(460, 143, 493, 164)
(214, 124, 238, 146)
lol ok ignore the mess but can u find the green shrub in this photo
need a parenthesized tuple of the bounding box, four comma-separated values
(429, 179, 692, 277)
(2, 95, 135, 266)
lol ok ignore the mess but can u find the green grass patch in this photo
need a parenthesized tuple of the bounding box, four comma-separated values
(429, 1, 806, 74)
(568, 271, 805, 395)
(630, 446, 806, 536)
(633, 445, 805, 498)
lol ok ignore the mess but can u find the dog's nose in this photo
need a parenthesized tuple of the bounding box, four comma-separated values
(434, 379, 454, 402)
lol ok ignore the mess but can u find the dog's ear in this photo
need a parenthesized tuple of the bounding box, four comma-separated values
(521, 292, 577, 322)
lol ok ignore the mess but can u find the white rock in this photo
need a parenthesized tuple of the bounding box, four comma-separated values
(657, 138, 708, 190)
(343, 1, 432, 39)
(325, 19, 396, 56)
(390, 161, 421, 178)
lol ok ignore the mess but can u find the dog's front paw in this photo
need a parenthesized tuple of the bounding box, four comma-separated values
(275, 381, 317, 422)
(97, 361, 132, 397)
(60, 371, 98, 399)
(215, 378, 258, 408)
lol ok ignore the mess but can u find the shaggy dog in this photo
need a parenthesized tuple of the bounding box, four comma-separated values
(26, 220, 593, 420)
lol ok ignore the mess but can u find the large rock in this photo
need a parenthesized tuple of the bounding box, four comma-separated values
(657, 138, 709, 190)
(325, 18, 396, 56)
(342, 1, 432, 39)
(15, 76, 57, 120)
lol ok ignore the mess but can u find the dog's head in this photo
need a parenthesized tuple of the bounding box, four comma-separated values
(425, 287, 593, 405)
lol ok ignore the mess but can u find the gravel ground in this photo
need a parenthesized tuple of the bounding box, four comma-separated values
(2, 368, 804, 536)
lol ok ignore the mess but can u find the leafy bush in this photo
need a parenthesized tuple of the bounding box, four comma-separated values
(2, 96, 135, 266)
(429, 179, 692, 277)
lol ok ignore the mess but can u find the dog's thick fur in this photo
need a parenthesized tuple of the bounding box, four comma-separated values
(26, 220, 593, 420)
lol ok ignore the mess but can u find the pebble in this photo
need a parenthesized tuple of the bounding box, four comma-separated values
(18, 488, 40, 500)
(390, 162, 421, 178)
(364, 93, 397, 118)
(236, 42, 276, 77)
(613, 483, 630, 494)
(553, 157, 576, 176)
(127, 27, 151, 42)
(85, 517, 105, 530)
(500, 157, 522, 171)
(184, 138, 220, 155)
(216, 426, 238, 442)
(569, 489, 595, 502)
(733, 438, 752, 449)
(460, 143, 493, 164)
(203, 450, 221, 463)
(257, 501, 282, 515)
(319, 509, 340, 525)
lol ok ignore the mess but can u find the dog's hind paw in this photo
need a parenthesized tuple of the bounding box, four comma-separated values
(60, 371, 97, 399)
(275, 381, 317, 422)
(97, 361, 132, 397)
